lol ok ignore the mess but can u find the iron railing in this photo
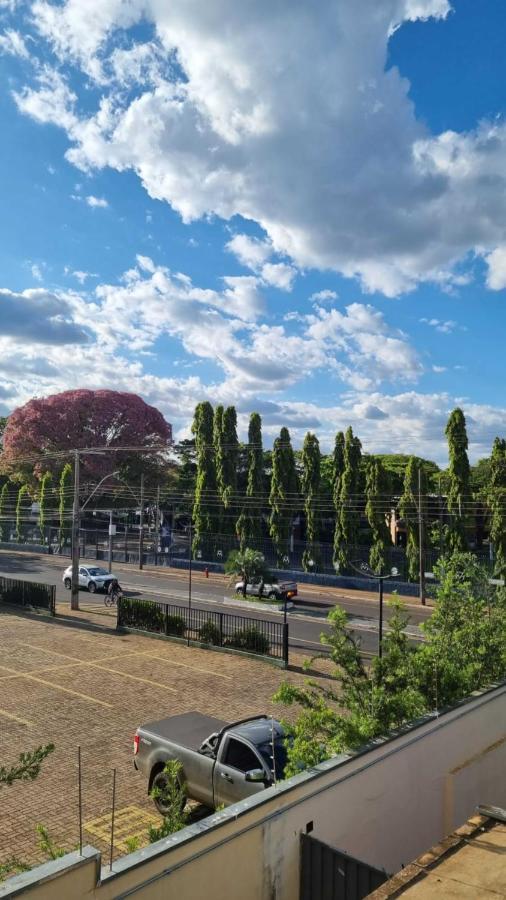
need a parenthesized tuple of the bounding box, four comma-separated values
(117, 596, 288, 666)
(0, 575, 56, 615)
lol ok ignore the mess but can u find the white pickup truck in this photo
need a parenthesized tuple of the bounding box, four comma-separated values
(234, 577, 297, 600)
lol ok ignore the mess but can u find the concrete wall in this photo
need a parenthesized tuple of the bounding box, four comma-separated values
(2, 683, 505, 900)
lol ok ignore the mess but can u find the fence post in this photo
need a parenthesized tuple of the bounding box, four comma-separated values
(282, 623, 289, 668)
(96, 530, 99, 559)
(219, 612, 224, 647)
(165, 604, 169, 636)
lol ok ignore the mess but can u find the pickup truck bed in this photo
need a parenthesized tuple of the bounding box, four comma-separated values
(140, 713, 227, 750)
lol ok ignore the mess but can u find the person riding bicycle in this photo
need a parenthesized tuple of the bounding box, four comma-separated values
(107, 579, 122, 602)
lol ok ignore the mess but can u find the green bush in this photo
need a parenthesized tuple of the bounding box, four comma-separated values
(118, 598, 165, 633)
(226, 626, 270, 655)
(166, 614, 186, 636)
(198, 620, 221, 645)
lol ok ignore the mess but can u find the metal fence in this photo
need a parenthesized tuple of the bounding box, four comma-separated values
(117, 596, 288, 666)
(300, 833, 389, 900)
(0, 575, 56, 615)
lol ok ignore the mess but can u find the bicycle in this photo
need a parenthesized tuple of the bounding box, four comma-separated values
(104, 588, 123, 608)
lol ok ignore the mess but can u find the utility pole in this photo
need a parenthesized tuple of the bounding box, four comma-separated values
(187, 520, 192, 647)
(138, 472, 144, 571)
(378, 567, 384, 659)
(155, 484, 161, 562)
(108, 509, 113, 573)
(71, 450, 80, 611)
(418, 466, 426, 606)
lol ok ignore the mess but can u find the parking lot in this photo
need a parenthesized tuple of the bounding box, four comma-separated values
(0, 606, 330, 872)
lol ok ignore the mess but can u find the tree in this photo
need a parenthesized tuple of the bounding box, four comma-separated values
(15, 484, 31, 542)
(191, 402, 217, 555)
(225, 547, 269, 596)
(275, 552, 506, 775)
(365, 458, 391, 573)
(0, 743, 54, 786)
(236, 413, 264, 551)
(58, 463, 72, 546)
(213, 406, 225, 533)
(445, 408, 470, 551)
(399, 457, 425, 582)
(0, 481, 10, 542)
(220, 406, 239, 535)
(301, 433, 321, 572)
(38, 471, 52, 543)
(334, 427, 361, 573)
(0, 389, 171, 485)
(269, 427, 298, 566)
(416, 553, 506, 708)
(488, 438, 506, 579)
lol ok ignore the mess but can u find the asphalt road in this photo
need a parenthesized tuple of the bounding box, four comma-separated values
(0, 550, 430, 658)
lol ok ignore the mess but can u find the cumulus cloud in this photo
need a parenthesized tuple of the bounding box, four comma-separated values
(16, 0, 506, 296)
(85, 194, 108, 208)
(420, 317, 459, 333)
(486, 245, 506, 291)
(0, 288, 90, 344)
(310, 290, 338, 304)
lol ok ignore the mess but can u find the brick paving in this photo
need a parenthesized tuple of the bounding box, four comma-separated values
(0, 605, 332, 872)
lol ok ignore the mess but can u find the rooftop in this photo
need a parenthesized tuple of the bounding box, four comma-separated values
(367, 807, 506, 899)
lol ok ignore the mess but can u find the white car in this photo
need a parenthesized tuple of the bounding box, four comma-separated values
(62, 565, 118, 593)
(234, 577, 297, 600)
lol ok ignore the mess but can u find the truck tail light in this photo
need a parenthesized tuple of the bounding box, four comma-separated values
(133, 733, 139, 755)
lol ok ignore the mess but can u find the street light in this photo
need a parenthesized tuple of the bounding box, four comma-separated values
(71, 463, 120, 611)
(349, 560, 399, 659)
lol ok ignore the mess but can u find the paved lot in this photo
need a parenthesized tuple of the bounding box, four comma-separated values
(0, 606, 331, 872)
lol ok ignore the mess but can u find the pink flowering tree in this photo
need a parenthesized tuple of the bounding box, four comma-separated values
(0, 389, 172, 486)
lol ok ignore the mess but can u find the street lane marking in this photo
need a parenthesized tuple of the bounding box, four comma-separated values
(0, 649, 167, 680)
(84, 661, 177, 692)
(139, 651, 232, 679)
(0, 664, 113, 707)
(0, 708, 34, 726)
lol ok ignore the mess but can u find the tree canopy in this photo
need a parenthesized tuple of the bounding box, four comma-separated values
(0, 389, 171, 484)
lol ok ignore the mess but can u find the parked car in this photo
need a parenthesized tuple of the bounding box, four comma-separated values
(134, 712, 287, 813)
(62, 565, 119, 593)
(234, 577, 297, 600)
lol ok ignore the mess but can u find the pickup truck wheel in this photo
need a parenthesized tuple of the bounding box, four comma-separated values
(88, 581, 97, 593)
(152, 770, 186, 816)
(64, 578, 71, 589)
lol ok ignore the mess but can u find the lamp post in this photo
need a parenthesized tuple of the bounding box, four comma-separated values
(71, 466, 119, 611)
(187, 521, 193, 647)
(349, 560, 399, 659)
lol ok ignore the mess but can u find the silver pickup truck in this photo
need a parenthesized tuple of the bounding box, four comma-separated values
(134, 712, 287, 814)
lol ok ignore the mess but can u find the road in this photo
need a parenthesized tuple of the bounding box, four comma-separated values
(0, 550, 431, 658)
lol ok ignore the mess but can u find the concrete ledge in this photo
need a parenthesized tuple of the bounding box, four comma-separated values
(0, 847, 100, 898)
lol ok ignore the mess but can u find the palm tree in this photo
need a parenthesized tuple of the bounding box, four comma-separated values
(225, 548, 269, 597)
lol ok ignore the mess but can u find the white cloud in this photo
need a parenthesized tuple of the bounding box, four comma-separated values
(432, 365, 447, 373)
(310, 290, 338, 304)
(260, 262, 297, 291)
(0, 28, 29, 58)
(19, 1, 506, 296)
(226, 234, 272, 269)
(31, 263, 43, 282)
(85, 194, 108, 208)
(485, 245, 506, 291)
(64, 267, 97, 283)
(420, 317, 458, 333)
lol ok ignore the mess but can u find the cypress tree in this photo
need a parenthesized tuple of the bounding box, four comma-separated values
(38, 471, 52, 543)
(399, 457, 426, 582)
(213, 406, 225, 534)
(301, 432, 321, 572)
(0, 482, 9, 542)
(16, 484, 30, 542)
(269, 427, 298, 566)
(332, 431, 345, 501)
(59, 463, 72, 546)
(220, 406, 238, 534)
(488, 437, 506, 578)
(192, 402, 217, 555)
(445, 407, 470, 551)
(334, 427, 361, 572)
(365, 458, 392, 573)
(236, 412, 264, 551)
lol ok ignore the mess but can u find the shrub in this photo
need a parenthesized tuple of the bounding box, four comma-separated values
(166, 614, 186, 637)
(198, 620, 221, 645)
(226, 626, 270, 655)
(118, 598, 165, 633)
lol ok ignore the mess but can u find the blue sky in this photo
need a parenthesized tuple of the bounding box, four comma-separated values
(0, 0, 505, 463)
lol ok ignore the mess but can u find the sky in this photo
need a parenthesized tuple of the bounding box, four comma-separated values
(0, 0, 505, 464)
